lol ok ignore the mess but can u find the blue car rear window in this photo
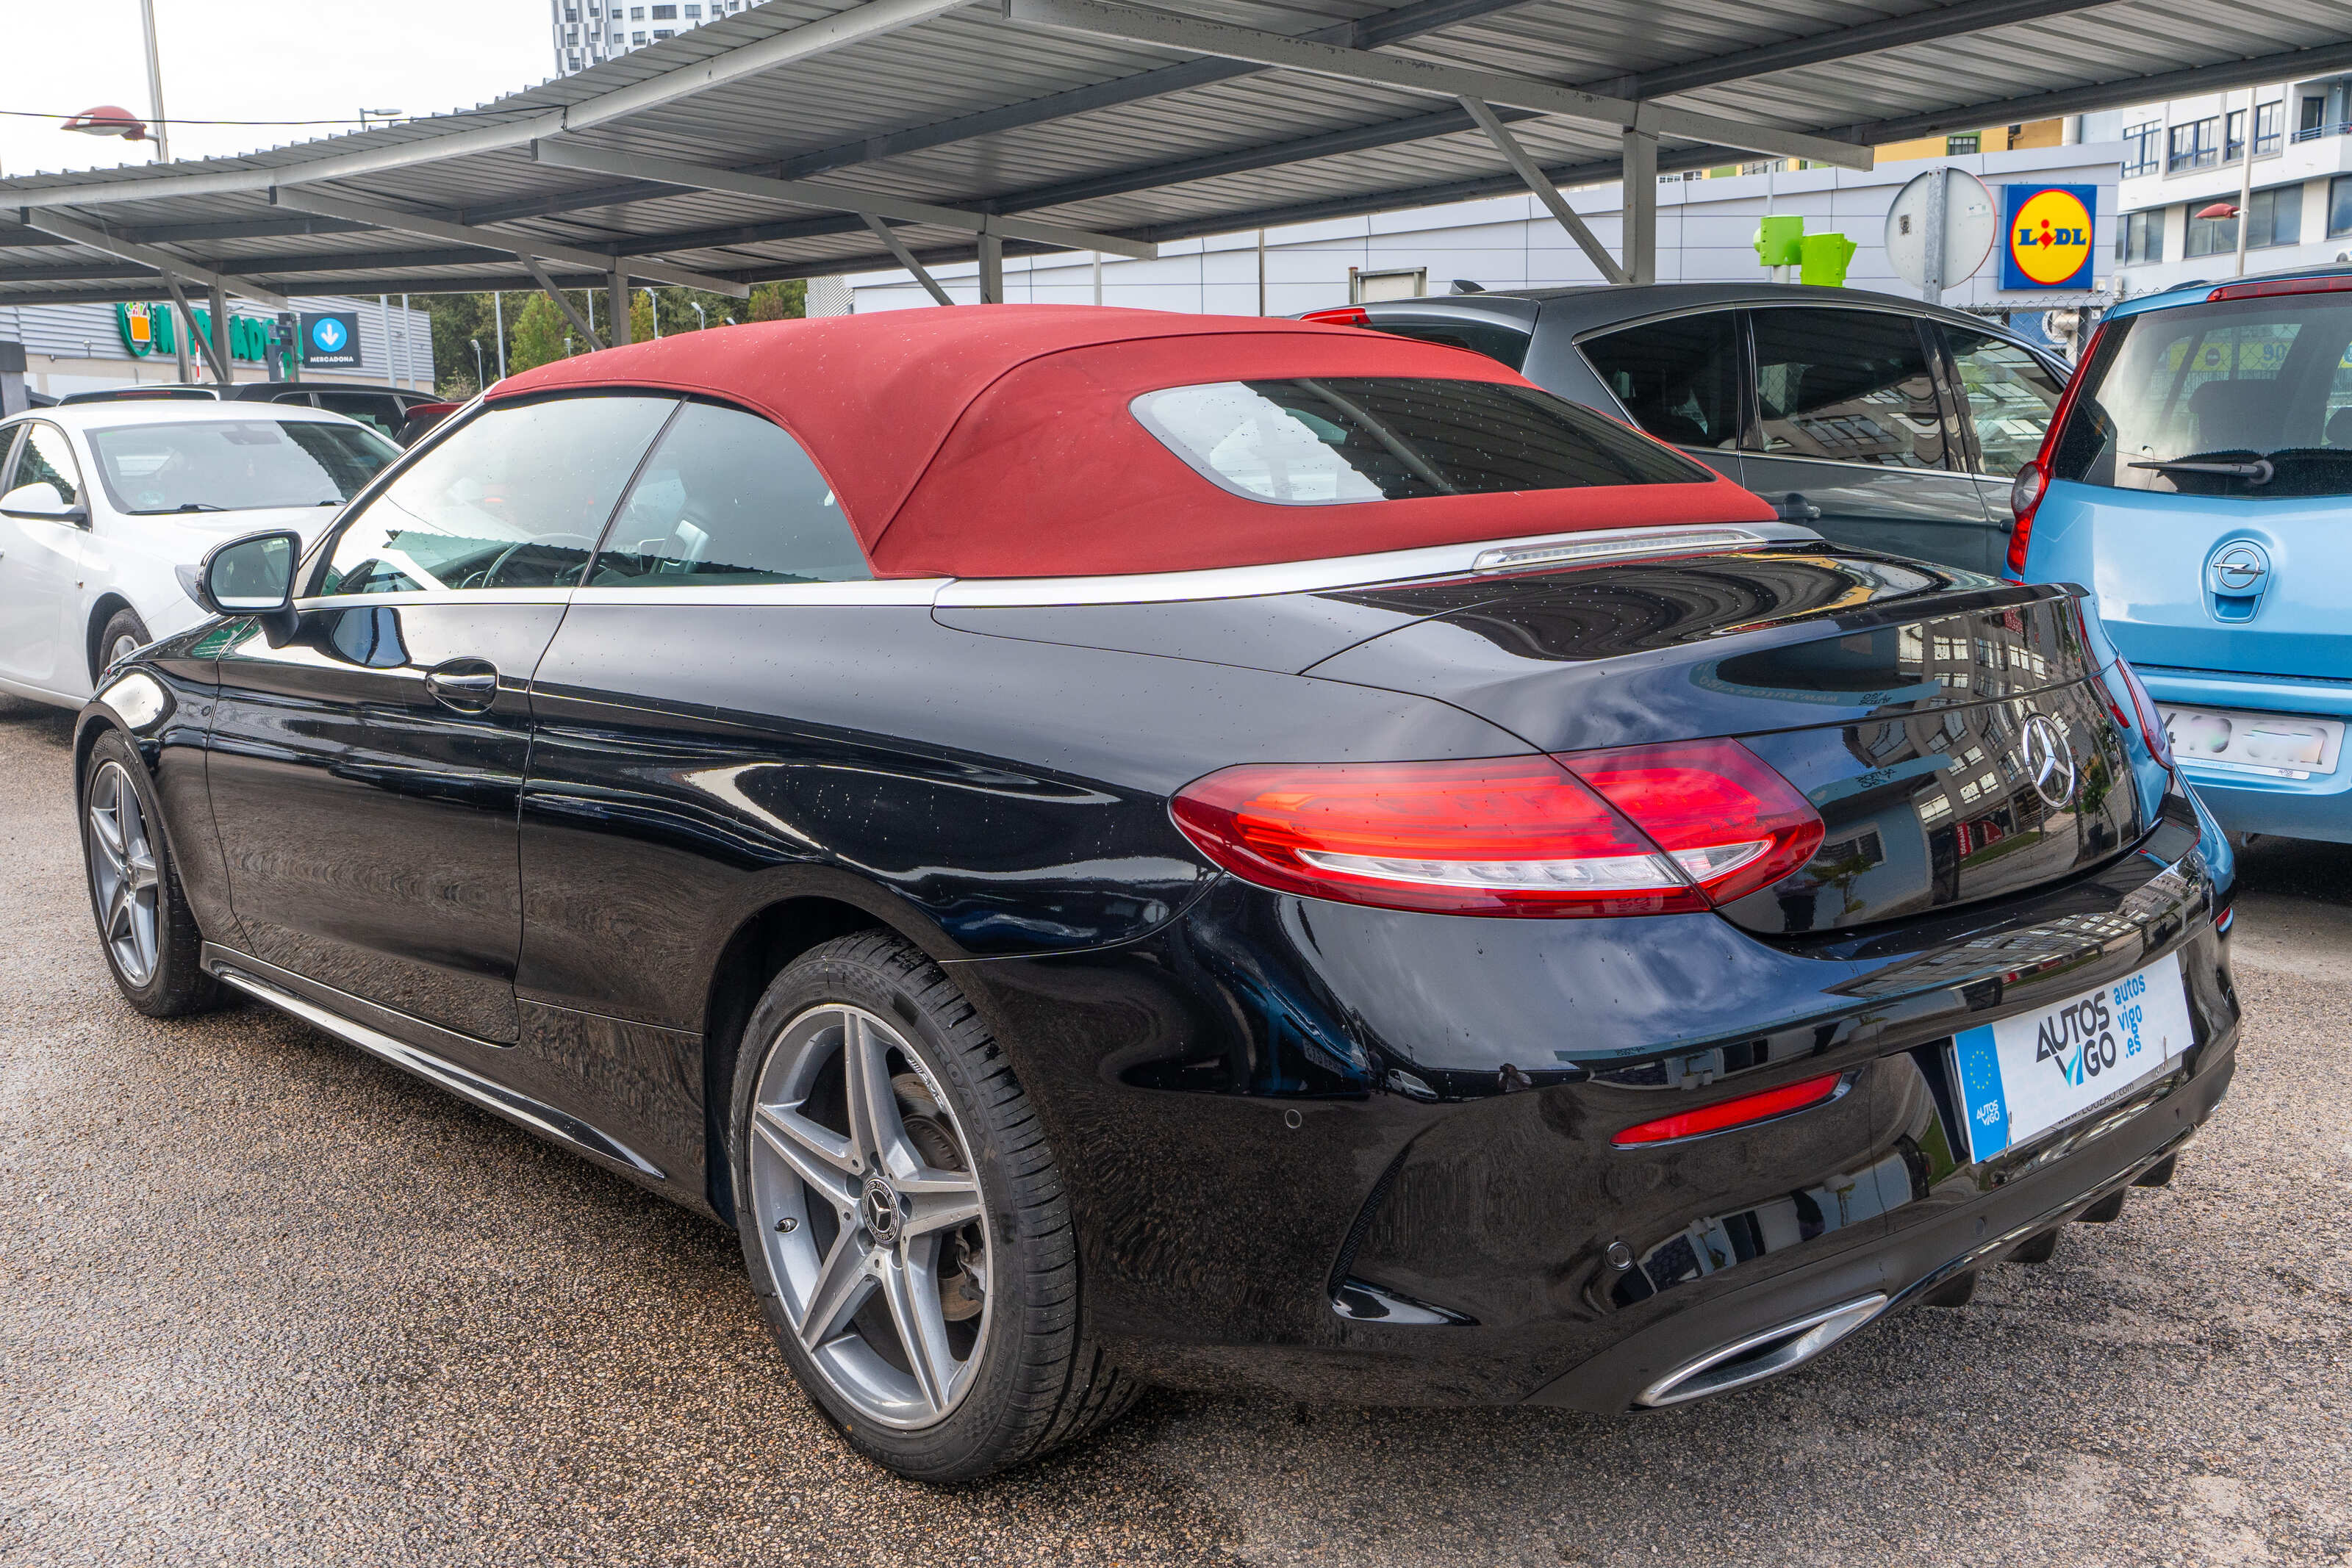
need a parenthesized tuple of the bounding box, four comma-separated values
(2051, 295, 2352, 499)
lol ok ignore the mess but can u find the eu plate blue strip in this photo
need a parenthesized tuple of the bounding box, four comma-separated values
(1951, 1024, 2010, 1161)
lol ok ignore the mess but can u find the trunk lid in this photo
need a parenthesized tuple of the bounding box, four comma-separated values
(1302, 554, 2147, 932)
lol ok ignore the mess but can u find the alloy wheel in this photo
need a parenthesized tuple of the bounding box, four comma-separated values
(87, 761, 162, 985)
(748, 1004, 992, 1429)
(108, 631, 142, 669)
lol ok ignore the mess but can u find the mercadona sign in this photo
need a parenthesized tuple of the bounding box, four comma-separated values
(115, 301, 279, 363)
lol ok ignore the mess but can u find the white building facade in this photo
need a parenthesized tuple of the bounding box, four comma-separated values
(848, 137, 2123, 342)
(550, 0, 756, 73)
(2112, 75, 2352, 295)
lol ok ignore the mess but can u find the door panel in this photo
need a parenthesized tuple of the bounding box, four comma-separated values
(207, 600, 564, 1043)
(1739, 307, 2004, 574)
(0, 422, 90, 692)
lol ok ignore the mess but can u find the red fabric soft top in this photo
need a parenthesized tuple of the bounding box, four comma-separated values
(493, 305, 1773, 579)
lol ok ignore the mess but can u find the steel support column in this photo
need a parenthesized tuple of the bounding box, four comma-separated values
(607, 270, 631, 347)
(861, 215, 955, 305)
(520, 253, 604, 351)
(1459, 96, 1627, 284)
(207, 281, 229, 384)
(1621, 128, 1658, 286)
(978, 231, 1003, 303)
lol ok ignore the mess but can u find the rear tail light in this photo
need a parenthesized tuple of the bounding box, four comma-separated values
(2006, 458, 2048, 577)
(1558, 739, 1826, 906)
(2115, 656, 2173, 770)
(1300, 306, 1372, 328)
(1169, 739, 1823, 918)
(1612, 1071, 1849, 1146)
(2215, 902, 2234, 936)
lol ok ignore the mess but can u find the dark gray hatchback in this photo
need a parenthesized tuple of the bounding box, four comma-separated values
(1310, 284, 2072, 577)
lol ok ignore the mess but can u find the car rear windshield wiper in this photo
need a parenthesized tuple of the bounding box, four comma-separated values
(2129, 456, 2274, 484)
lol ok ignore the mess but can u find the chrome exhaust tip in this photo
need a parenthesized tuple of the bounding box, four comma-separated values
(1633, 1295, 1888, 1409)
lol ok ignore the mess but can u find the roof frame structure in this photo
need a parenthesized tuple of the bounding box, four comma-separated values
(999, 0, 1874, 170)
(1, 0, 2347, 316)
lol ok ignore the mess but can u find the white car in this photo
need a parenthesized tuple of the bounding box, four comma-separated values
(0, 400, 399, 708)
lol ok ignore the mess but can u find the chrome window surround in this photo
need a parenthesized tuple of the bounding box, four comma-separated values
(286, 523, 1815, 614)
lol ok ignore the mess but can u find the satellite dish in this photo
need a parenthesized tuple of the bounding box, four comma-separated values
(1884, 168, 1996, 297)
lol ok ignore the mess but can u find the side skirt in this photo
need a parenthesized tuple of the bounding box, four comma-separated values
(202, 942, 665, 1179)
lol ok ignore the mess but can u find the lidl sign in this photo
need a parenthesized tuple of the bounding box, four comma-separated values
(2001, 184, 2096, 291)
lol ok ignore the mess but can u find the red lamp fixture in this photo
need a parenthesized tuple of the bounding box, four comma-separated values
(2193, 201, 2240, 220)
(61, 105, 149, 141)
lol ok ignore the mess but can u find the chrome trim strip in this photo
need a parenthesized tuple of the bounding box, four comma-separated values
(568, 578, 947, 607)
(293, 588, 575, 610)
(209, 954, 664, 1178)
(934, 522, 1811, 607)
(1634, 1294, 1887, 1409)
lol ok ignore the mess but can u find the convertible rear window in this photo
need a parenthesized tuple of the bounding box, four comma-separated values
(1132, 378, 1708, 506)
(87, 420, 395, 514)
(2049, 292, 2352, 498)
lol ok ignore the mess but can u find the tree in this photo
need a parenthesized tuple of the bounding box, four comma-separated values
(509, 293, 571, 372)
(629, 290, 656, 345)
(748, 280, 805, 321)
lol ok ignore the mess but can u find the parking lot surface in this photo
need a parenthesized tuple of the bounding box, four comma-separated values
(2, 694, 2348, 1568)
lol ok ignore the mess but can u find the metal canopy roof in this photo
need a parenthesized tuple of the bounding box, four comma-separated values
(4, 0, 2350, 312)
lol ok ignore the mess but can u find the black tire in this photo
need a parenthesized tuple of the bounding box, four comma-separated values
(94, 607, 152, 685)
(78, 730, 219, 1017)
(728, 930, 1138, 1481)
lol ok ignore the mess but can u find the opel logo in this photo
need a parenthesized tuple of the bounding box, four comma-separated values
(2019, 713, 2076, 809)
(861, 1177, 902, 1242)
(2206, 539, 2270, 596)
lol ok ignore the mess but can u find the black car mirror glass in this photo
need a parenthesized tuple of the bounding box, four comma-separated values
(198, 530, 301, 618)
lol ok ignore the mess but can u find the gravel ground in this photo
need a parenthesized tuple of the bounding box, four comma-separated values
(2, 694, 2348, 1568)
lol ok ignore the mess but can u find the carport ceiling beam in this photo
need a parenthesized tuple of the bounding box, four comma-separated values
(1456, 96, 1625, 285)
(861, 215, 956, 306)
(8, 0, 970, 211)
(1000, 0, 1871, 170)
(13, 209, 290, 309)
(518, 253, 606, 353)
(528, 141, 1158, 260)
(267, 188, 748, 298)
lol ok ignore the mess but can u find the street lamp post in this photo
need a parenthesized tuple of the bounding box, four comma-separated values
(138, 0, 171, 163)
(690, 301, 707, 331)
(470, 337, 484, 387)
(643, 287, 661, 339)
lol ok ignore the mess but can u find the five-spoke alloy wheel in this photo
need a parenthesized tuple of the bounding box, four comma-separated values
(87, 760, 162, 986)
(730, 932, 1138, 1481)
(749, 1002, 993, 1428)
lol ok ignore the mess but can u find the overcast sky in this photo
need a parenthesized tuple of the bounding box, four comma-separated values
(1, 0, 551, 179)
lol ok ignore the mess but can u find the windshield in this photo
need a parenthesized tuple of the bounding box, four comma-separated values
(2049, 294, 2352, 497)
(1132, 378, 1707, 506)
(87, 419, 397, 514)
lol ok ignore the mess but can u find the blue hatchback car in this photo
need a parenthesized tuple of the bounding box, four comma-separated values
(2009, 267, 2352, 842)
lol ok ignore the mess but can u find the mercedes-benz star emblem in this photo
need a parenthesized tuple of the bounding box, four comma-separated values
(2019, 713, 2076, 809)
(2206, 539, 2270, 595)
(861, 1177, 902, 1242)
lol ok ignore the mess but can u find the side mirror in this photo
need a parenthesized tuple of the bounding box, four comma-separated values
(0, 481, 88, 525)
(193, 530, 301, 628)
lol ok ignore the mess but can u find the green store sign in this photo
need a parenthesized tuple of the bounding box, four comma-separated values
(115, 301, 279, 363)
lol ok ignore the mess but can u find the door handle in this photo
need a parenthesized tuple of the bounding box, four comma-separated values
(423, 658, 501, 713)
(1775, 493, 1823, 523)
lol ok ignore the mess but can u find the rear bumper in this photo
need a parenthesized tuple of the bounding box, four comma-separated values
(2137, 665, 2352, 841)
(1524, 1025, 2235, 1411)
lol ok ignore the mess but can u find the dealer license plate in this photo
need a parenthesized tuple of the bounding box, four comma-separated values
(1948, 952, 2193, 1162)
(2159, 704, 2343, 780)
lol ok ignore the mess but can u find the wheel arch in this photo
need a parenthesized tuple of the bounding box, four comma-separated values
(698, 893, 896, 1224)
(83, 593, 141, 686)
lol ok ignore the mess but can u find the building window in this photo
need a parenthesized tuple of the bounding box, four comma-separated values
(650, 3, 675, 14)
(629, 5, 643, 15)
(2329, 175, 2352, 237)
(2120, 121, 2159, 177)
(2256, 101, 2283, 155)
(1946, 133, 1979, 155)
(653, 27, 672, 37)
(2248, 184, 2301, 248)
(2117, 209, 2159, 263)
(2168, 118, 2219, 171)
(684, 2, 700, 13)
(2225, 109, 2245, 162)
(631, 29, 646, 42)
(2184, 204, 2237, 257)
